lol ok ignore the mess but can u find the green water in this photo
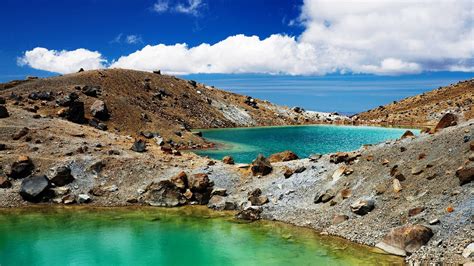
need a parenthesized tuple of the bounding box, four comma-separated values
(0, 207, 403, 266)
(195, 125, 416, 163)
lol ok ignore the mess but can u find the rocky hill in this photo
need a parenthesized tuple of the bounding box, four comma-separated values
(0, 69, 348, 149)
(356, 79, 474, 127)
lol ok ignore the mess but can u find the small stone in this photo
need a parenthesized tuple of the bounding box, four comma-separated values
(332, 214, 349, 225)
(400, 130, 415, 139)
(350, 199, 375, 215)
(222, 156, 234, 165)
(411, 167, 423, 175)
(78, 194, 91, 204)
(131, 139, 146, 152)
(0, 176, 12, 188)
(408, 207, 424, 217)
(393, 179, 402, 193)
(429, 218, 440, 225)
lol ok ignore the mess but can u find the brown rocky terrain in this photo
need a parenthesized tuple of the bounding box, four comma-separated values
(0, 70, 473, 264)
(356, 79, 474, 127)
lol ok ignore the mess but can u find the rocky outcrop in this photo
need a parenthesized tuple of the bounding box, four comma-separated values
(19, 175, 51, 202)
(250, 154, 272, 176)
(376, 225, 434, 256)
(268, 150, 299, 163)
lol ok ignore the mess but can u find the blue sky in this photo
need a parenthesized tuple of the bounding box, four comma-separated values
(1, 0, 473, 113)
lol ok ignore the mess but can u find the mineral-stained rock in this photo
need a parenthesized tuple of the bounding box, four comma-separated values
(0, 176, 12, 188)
(0, 105, 9, 118)
(235, 206, 262, 221)
(49, 166, 74, 186)
(145, 180, 186, 207)
(456, 166, 474, 185)
(8, 155, 34, 179)
(131, 139, 146, 152)
(222, 156, 235, 165)
(340, 188, 352, 199)
(20, 175, 51, 202)
(375, 225, 434, 256)
(283, 167, 294, 178)
(434, 113, 458, 132)
(268, 150, 299, 163)
(250, 154, 272, 176)
(350, 199, 375, 215)
(248, 188, 269, 206)
(332, 214, 349, 225)
(170, 171, 188, 191)
(90, 100, 109, 121)
(188, 173, 211, 192)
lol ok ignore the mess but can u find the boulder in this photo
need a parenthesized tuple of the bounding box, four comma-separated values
(250, 154, 272, 176)
(283, 168, 294, 178)
(329, 152, 360, 164)
(400, 130, 415, 139)
(332, 214, 349, 225)
(207, 195, 236, 211)
(56, 92, 79, 107)
(268, 150, 299, 163)
(456, 166, 474, 185)
(144, 180, 186, 207)
(170, 171, 188, 191)
(235, 206, 262, 221)
(90, 100, 109, 121)
(131, 139, 146, 152)
(0, 106, 9, 118)
(294, 166, 306, 173)
(314, 189, 335, 204)
(375, 225, 434, 256)
(434, 113, 458, 132)
(222, 156, 235, 165)
(8, 156, 34, 179)
(66, 101, 86, 124)
(78, 194, 91, 203)
(248, 188, 269, 206)
(0, 176, 12, 188)
(49, 166, 74, 186)
(20, 175, 51, 202)
(82, 86, 101, 97)
(188, 173, 211, 192)
(350, 199, 375, 215)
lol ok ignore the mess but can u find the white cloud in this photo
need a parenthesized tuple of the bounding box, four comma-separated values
(152, 0, 204, 16)
(125, 35, 143, 44)
(18, 47, 106, 74)
(20, 0, 474, 75)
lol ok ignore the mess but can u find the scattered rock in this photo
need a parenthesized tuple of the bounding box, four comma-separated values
(0, 176, 12, 188)
(332, 214, 349, 225)
(90, 100, 109, 121)
(248, 188, 269, 206)
(19, 175, 51, 202)
(12, 127, 29, 140)
(268, 150, 299, 163)
(222, 156, 235, 165)
(340, 188, 352, 199)
(408, 207, 425, 217)
(283, 168, 294, 178)
(250, 154, 272, 176)
(78, 194, 91, 204)
(145, 180, 186, 207)
(462, 243, 474, 258)
(393, 179, 402, 193)
(235, 206, 262, 221)
(330, 152, 360, 164)
(375, 225, 434, 256)
(434, 113, 458, 132)
(429, 218, 440, 225)
(82, 86, 101, 97)
(66, 101, 86, 124)
(401, 130, 415, 139)
(350, 199, 375, 215)
(0, 106, 9, 118)
(411, 167, 424, 175)
(8, 156, 34, 179)
(170, 171, 188, 191)
(49, 166, 74, 186)
(455, 166, 473, 185)
(131, 139, 146, 152)
(211, 187, 227, 196)
(294, 166, 306, 173)
(314, 189, 335, 204)
(207, 195, 236, 210)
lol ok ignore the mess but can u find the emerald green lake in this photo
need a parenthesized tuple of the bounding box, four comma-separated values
(195, 125, 415, 163)
(0, 207, 403, 266)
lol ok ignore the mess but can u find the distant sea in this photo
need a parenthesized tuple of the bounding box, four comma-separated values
(182, 72, 473, 115)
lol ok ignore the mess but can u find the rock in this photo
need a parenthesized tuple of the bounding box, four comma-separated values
(211, 187, 227, 196)
(350, 199, 375, 215)
(62, 194, 76, 204)
(376, 225, 434, 256)
(411, 167, 423, 175)
(382, 159, 390, 165)
(0, 96, 5, 104)
(235, 206, 262, 221)
(420, 127, 431, 134)
(456, 166, 474, 185)
(294, 166, 306, 173)
(250, 154, 272, 176)
(145, 180, 186, 207)
(309, 154, 322, 162)
(470, 141, 474, 151)
(408, 207, 425, 217)
(314, 189, 335, 204)
(90, 100, 109, 121)
(188, 173, 211, 192)
(12, 127, 29, 140)
(52, 187, 70, 196)
(268, 150, 299, 163)
(66, 101, 86, 124)
(56, 92, 79, 107)
(469, 153, 474, 161)
(222, 156, 235, 165)
(82, 86, 101, 97)
(0, 176, 12, 188)
(0, 106, 9, 118)
(332, 214, 349, 225)
(131, 139, 146, 152)
(78, 194, 91, 204)
(19, 175, 51, 202)
(207, 195, 236, 210)
(330, 152, 360, 164)
(183, 189, 193, 200)
(393, 179, 402, 193)
(340, 188, 352, 199)
(283, 168, 294, 179)
(170, 171, 188, 191)
(49, 166, 74, 186)
(332, 166, 346, 180)
(0, 143, 6, 150)
(401, 130, 415, 139)
(462, 243, 474, 258)
(8, 156, 34, 179)
(434, 113, 458, 132)
(375, 183, 387, 195)
(429, 218, 440, 225)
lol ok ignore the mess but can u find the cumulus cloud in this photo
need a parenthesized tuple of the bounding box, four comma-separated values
(152, 0, 204, 16)
(18, 47, 105, 74)
(20, 0, 474, 75)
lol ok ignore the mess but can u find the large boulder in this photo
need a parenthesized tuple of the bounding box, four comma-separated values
(268, 150, 299, 163)
(20, 175, 51, 202)
(375, 225, 434, 256)
(456, 166, 474, 185)
(434, 113, 458, 132)
(49, 166, 74, 186)
(170, 171, 188, 191)
(90, 100, 109, 121)
(350, 199, 375, 215)
(235, 206, 262, 221)
(250, 154, 272, 176)
(8, 156, 34, 179)
(0, 106, 9, 118)
(188, 173, 211, 192)
(144, 180, 187, 207)
(66, 101, 86, 124)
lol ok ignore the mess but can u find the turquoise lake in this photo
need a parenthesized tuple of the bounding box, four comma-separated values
(195, 125, 415, 163)
(0, 207, 403, 266)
